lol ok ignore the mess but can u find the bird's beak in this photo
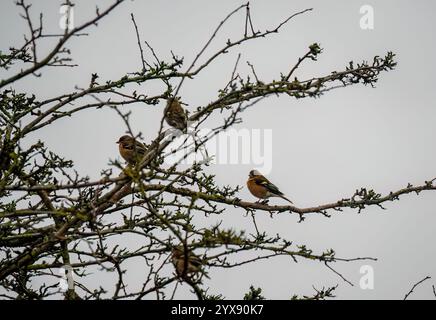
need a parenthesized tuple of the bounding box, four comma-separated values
(116, 140, 120, 144)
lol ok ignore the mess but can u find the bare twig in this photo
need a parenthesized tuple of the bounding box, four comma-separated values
(325, 262, 354, 287)
(404, 276, 431, 300)
(130, 13, 149, 72)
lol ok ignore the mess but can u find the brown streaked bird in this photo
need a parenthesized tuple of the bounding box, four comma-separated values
(0, 143, 12, 179)
(247, 169, 293, 204)
(164, 97, 187, 132)
(171, 246, 203, 278)
(116, 135, 148, 165)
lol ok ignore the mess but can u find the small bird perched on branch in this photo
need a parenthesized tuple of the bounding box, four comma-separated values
(164, 97, 187, 132)
(247, 169, 293, 204)
(116, 135, 148, 165)
(171, 246, 204, 279)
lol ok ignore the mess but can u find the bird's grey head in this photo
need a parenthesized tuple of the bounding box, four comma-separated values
(249, 169, 262, 178)
(116, 135, 132, 144)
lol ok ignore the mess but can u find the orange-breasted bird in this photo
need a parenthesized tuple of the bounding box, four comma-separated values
(116, 135, 148, 165)
(171, 246, 203, 278)
(164, 97, 187, 132)
(247, 169, 293, 204)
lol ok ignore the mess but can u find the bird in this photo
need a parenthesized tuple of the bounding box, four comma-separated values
(116, 135, 148, 165)
(0, 130, 13, 179)
(164, 97, 187, 132)
(0, 146, 11, 179)
(171, 246, 203, 279)
(246, 169, 293, 204)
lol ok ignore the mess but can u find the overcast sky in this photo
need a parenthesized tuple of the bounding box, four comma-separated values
(1, 0, 436, 299)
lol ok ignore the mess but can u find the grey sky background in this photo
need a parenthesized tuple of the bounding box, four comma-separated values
(1, 0, 436, 299)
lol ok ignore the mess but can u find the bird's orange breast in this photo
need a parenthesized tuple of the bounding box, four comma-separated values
(247, 178, 268, 199)
(119, 144, 135, 164)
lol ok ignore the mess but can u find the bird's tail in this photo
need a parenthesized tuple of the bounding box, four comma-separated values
(279, 194, 293, 204)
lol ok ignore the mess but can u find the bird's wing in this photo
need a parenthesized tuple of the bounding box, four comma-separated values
(254, 176, 283, 196)
(189, 254, 203, 268)
(135, 141, 147, 156)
